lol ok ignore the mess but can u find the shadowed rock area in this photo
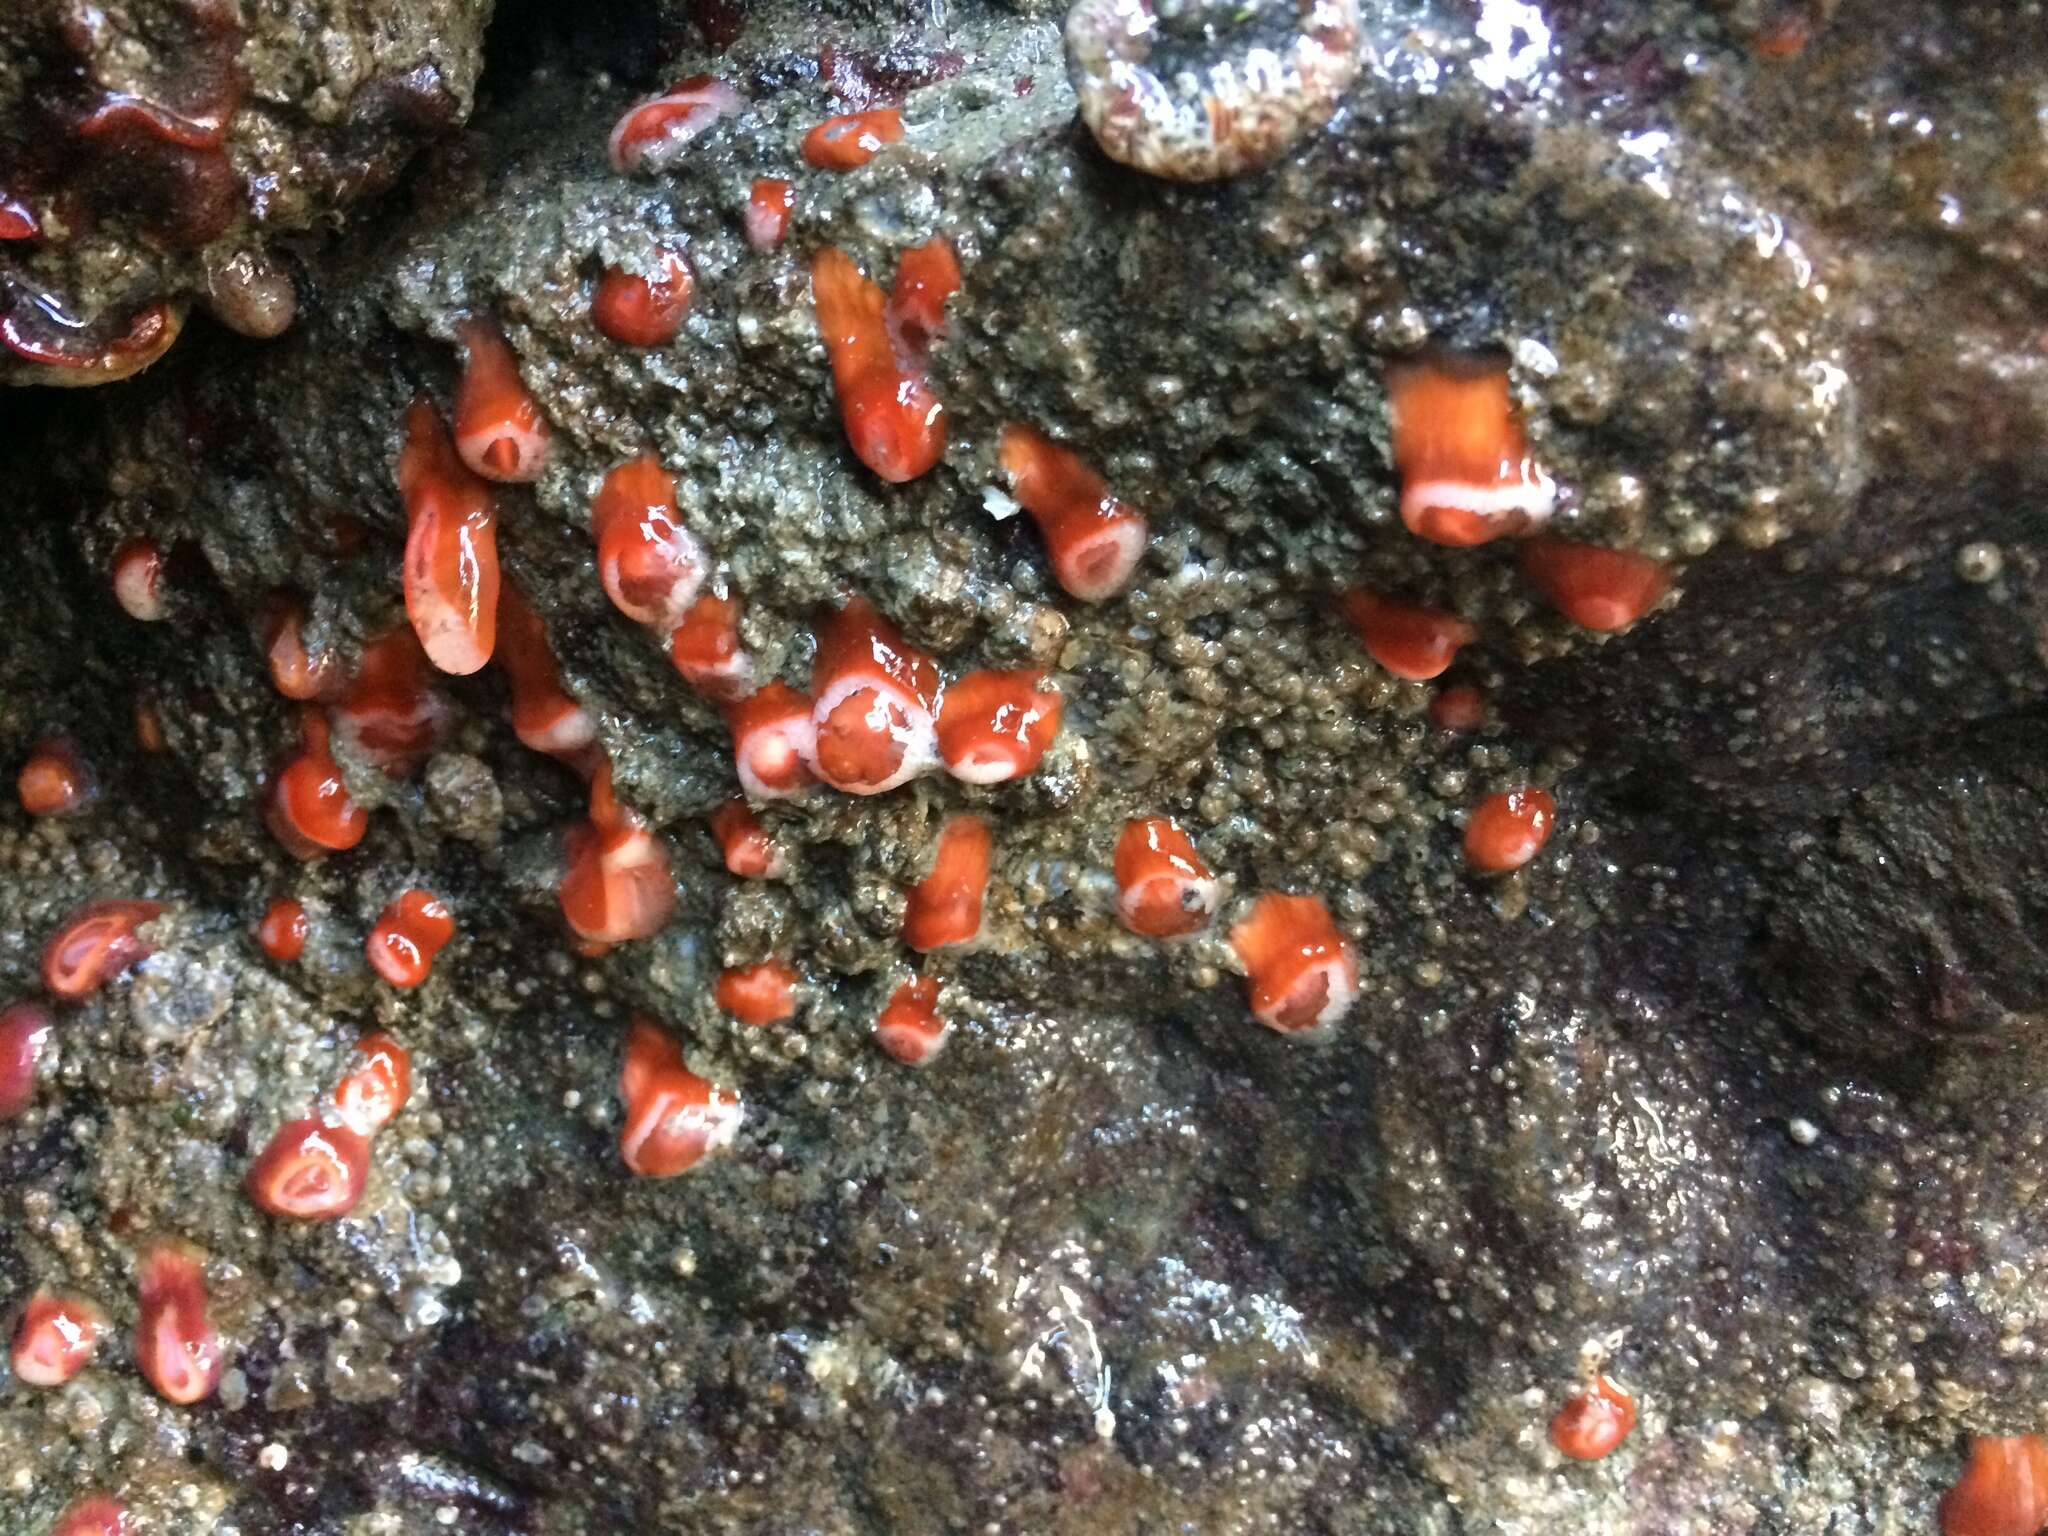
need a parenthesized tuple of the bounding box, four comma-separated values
(1, 1, 2045, 1532)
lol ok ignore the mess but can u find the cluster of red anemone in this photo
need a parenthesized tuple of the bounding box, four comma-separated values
(726, 593, 1062, 804)
(246, 1030, 413, 1222)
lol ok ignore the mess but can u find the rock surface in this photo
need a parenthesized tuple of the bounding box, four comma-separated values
(1, 1, 2045, 1532)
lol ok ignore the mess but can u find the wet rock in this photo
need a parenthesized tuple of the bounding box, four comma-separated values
(0, 0, 2044, 1532)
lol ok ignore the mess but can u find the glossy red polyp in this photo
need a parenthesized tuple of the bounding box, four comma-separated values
(1113, 817, 1218, 938)
(671, 590, 754, 701)
(17, 737, 94, 817)
(453, 318, 550, 482)
(886, 237, 959, 362)
(812, 248, 945, 483)
(494, 582, 598, 772)
(1520, 537, 1672, 632)
(592, 455, 705, 631)
(1387, 354, 1556, 546)
(334, 1032, 412, 1136)
(1549, 1376, 1638, 1462)
(263, 595, 337, 701)
(904, 815, 992, 953)
(257, 897, 309, 961)
(1940, 1435, 2048, 1536)
(0, 193, 38, 242)
(715, 960, 799, 1026)
(617, 1016, 743, 1177)
(559, 766, 676, 948)
(1, 1001, 53, 1117)
(333, 628, 449, 777)
(998, 424, 1148, 602)
(42, 900, 163, 999)
(725, 681, 818, 800)
(11, 1289, 104, 1386)
(366, 890, 454, 988)
(399, 397, 500, 674)
(745, 177, 794, 250)
(246, 1115, 372, 1220)
(810, 596, 941, 795)
(267, 709, 368, 859)
(1336, 590, 1477, 681)
(936, 669, 1062, 785)
(592, 248, 693, 346)
(1464, 789, 1556, 873)
(874, 975, 949, 1065)
(1227, 893, 1359, 1035)
(802, 108, 903, 169)
(608, 75, 745, 175)
(710, 799, 784, 878)
(135, 1243, 220, 1405)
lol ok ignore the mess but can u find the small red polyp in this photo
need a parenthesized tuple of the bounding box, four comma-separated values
(1939, 1434, 2048, 1536)
(745, 177, 794, 250)
(1549, 1376, 1638, 1462)
(256, 897, 309, 962)
(874, 975, 949, 1066)
(17, 737, 95, 817)
(399, 397, 500, 675)
(453, 317, 551, 482)
(111, 536, 167, 621)
(3, 301, 180, 380)
(494, 582, 599, 773)
(246, 1115, 372, 1220)
(333, 1032, 413, 1137)
(998, 425, 1148, 603)
(1387, 353, 1556, 547)
(709, 799, 785, 878)
(592, 248, 694, 347)
(366, 890, 454, 988)
(802, 108, 903, 169)
(1336, 591, 1477, 681)
(136, 1242, 220, 1405)
(1430, 683, 1485, 733)
(1464, 789, 1556, 874)
(714, 960, 799, 1026)
(725, 681, 818, 800)
(671, 589, 754, 701)
(904, 815, 993, 953)
(42, 900, 163, 999)
(812, 248, 946, 483)
(1519, 537, 1671, 631)
(52, 1495, 128, 1536)
(1114, 818, 1219, 938)
(560, 766, 676, 949)
(810, 596, 941, 795)
(1, 1002, 53, 1117)
(268, 709, 369, 860)
(608, 75, 745, 176)
(332, 628, 450, 777)
(261, 594, 339, 702)
(133, 693, 169, 756)
(592, 455, 706, 632)
(11, 1289, 104, 1386)
(617, 1016, 744, 1177)
(0, 192, 38, 242)
(886, 237, 959, 364)
(936, 669, 1062, 785)
(1227, 893, 1358, 1036)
